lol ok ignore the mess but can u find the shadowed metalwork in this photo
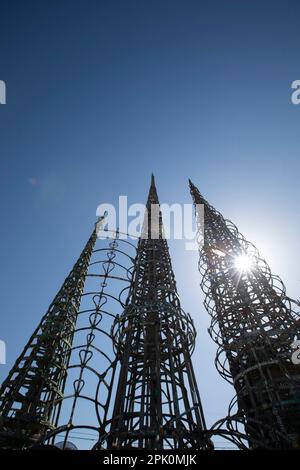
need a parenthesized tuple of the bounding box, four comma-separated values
(0, 176, 211, 450)
(189, 179, 300, 449)
(39, 229, 137, 449)
(0, 227, 98, 448)
(101, 175, 211, 449)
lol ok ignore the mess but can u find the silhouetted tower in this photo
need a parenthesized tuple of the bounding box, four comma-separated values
(0, 225, 99, 448)
(106, 175, 210, 449)
(0, 177, 210, 450)
(189, 179, 300, 449)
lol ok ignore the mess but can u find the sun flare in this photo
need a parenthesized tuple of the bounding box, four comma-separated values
(234, 254, 253, 273)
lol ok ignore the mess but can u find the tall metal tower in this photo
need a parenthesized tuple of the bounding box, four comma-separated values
(189, 179, 300, 449)
(0, 227, 98, 448)
(105, 175, 210, 449)
(0, 176, 210, 450)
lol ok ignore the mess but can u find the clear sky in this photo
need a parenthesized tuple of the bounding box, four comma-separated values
(1, 0, 300, 449)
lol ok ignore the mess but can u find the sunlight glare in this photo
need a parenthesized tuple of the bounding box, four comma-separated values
(234, 254, 253, 273)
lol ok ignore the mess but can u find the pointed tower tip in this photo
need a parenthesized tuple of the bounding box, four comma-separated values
(146, 173, 159, 205)
(188, 178, 195, 189)
(188, 179, 205, 204)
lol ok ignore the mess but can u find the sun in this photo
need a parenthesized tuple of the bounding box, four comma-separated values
(234, 254, 253, 273)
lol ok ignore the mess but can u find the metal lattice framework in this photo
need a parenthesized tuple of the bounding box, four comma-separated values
(102, 175, 211, 449)
(0, 176, 211, 450)
(39, 229, 137, 449)
(189, 179, 300, 449)
(0, 222, 137, 450)
(0, 226, 98, 448)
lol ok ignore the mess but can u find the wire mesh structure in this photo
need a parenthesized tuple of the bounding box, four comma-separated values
(39, 229, 137, 450)
(102, 175, 211, 449)
(0, 227, 98, 448)
(0, 176, 211, 450)
(0, 215, 137, 449)
(189, 179, 300, 449)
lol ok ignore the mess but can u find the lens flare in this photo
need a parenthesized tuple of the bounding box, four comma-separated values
(234, 254, 253, 273)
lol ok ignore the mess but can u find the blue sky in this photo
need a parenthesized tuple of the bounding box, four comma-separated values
(1, 0, 300, 447)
